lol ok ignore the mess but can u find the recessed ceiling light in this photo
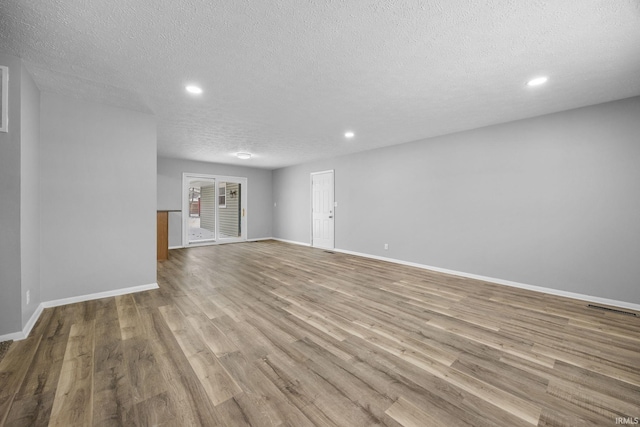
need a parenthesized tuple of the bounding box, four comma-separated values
(185, 85, 203, 94)
(236, 152, 252, 160)
(526, 76, 548, 87)
(344, 131, 355, 138)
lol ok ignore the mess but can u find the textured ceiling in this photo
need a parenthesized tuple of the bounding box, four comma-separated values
(1, 0, 640, 169)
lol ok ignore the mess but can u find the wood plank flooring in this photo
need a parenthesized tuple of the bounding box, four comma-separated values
(1, 240, 639, 426)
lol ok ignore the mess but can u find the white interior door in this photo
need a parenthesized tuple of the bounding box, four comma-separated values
(311, 170, 334, 249)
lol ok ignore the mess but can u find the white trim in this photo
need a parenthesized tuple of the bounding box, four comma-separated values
(0, 304, 44, 342)
(182, 240, 214, 248)
(5, 243, 638, 342)
(21, 303, 44, 339)
(42, 283, 159, 309)
(0, 283, 159, 342)
(174, 238, 274, 247)
(177, 237, 280, 246)
(271, 237, 311, 247)
(0, 66, 8, 133)
(183, 240, 247, 248)
(331, 248, 640, 312)
(310, 169, 335, 176)
(264, 239, 640, 310)
(0, 331, 25, 342)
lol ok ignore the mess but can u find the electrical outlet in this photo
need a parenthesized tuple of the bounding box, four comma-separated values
(384, 243, 388, 250)
(26, 290, 30, 305)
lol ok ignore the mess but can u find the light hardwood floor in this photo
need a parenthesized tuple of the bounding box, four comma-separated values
(1, 240, 639, 426)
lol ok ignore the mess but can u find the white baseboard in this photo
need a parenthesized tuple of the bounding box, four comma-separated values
(21, 303, 44, 339)
(0, 283, 159, 342)
(267, 239, 639, 312)
(5, 243, 637, 342)
(0, 304, 45, 342)
(271, 237, 311, 247)
(331, 247, 640, 312)
(42, 282, 159, 309)
(171, 238, 272, 248)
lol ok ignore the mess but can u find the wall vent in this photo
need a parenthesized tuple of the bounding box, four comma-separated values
(587, 304, 637, 317)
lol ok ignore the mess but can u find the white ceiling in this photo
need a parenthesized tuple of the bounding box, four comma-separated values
(1, 0, 639, 169)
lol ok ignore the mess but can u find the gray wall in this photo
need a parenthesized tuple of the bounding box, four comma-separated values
(157, 157, 273, 246)
(20, 61, 41, 326)
(273, 97, 640, 304)
(0, 54, 42, 336)
(40, 93, 157, 302)
(0, 54, 24, 335)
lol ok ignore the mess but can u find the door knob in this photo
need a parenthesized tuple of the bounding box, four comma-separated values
(329, 216, 333, 218)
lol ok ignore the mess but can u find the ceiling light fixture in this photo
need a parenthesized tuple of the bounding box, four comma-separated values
(185, 85, 203, 94)
(344, 131, 355, 138)
(236, 152, 252, 160)
(526, 76, 548, 87)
